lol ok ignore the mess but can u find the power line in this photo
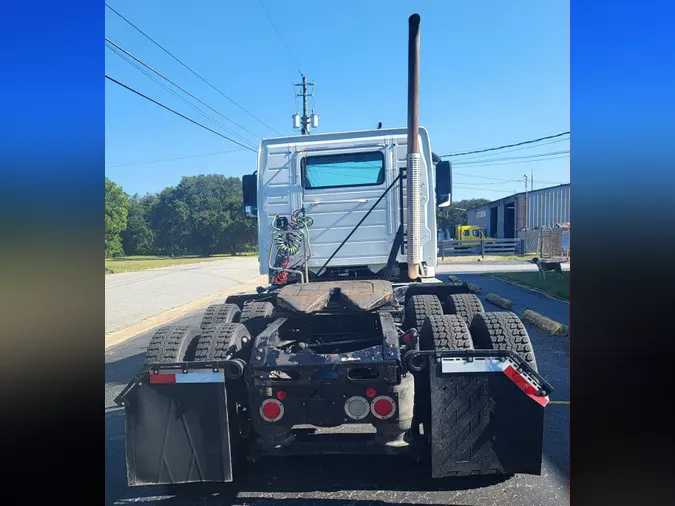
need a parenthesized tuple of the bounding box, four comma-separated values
(452, 154, 569, 169)
(257, 0, 301, 75)
(106, 42, 257, 149)
(456, 137, 569, 161)
(454, 172, 522, 182)
(454, 150, 570, 166)
(106, 149, 246, 169)
(105, 3, 283, 136)
(106, 37, 262, 142)
(440, 131, 570, 157)
(453, 185, 516, 194)
(454, 180, 520, 186)
(105, 75, 257, 152)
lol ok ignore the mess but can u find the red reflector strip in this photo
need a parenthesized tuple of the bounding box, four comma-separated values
(503, 365, 548, 407)
(148, 374, 176, 384)
(148, 372, 225, 384)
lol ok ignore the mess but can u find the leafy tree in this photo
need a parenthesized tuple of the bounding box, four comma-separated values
(436, 198, 490, 237)
(147, 175, 253, 257)
(105, 177, 130, 257)
(121, 193, 158, 255)
(220, 199, 257, 255)
(151, 186, 189, 257)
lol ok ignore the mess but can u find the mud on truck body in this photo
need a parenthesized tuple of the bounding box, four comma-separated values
(114, 14, 552, 487)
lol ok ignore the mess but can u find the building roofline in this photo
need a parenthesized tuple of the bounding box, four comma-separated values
(465, 183, 569, 210)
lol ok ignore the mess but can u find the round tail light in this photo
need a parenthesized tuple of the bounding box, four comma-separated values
(344, 396, 370, 420)
(371, 396, 396, 420)
(260, 399, 284, 422)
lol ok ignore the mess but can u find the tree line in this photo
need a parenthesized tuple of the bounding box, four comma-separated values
(105, 174, 257, 258)
(105, 174, 490, 258)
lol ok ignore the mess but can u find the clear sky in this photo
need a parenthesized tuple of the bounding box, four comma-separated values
(105, 0, 569, 201)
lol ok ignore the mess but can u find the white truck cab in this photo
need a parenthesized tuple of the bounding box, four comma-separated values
(242, 126, 452, 283)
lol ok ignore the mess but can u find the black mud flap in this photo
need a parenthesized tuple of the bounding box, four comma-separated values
(119, 379, 233, 486)
(429, 366, 545, 478)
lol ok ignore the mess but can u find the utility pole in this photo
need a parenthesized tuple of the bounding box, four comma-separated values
(523, 174, 529, 230)
(293, 74, 317, 135)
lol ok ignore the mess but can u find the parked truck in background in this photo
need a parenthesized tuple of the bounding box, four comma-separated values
(114, 13, 551, 488)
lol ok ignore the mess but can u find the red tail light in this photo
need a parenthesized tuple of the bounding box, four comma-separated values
(371, 396, 396, 419)
(260, 399, 284, 422)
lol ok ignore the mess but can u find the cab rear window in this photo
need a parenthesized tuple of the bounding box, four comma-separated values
(302, 152, 385, 189)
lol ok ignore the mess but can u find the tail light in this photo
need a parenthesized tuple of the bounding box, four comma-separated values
(371, 396, 396, 420)
(260, 398, 284, 422)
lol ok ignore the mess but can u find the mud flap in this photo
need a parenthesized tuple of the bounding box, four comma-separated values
(120, 380, 233, 486)
(429, 365, 545, 477)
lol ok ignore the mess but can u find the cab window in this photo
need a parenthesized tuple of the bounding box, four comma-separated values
(302, 152, 385, 190)
(463, 230, 470, 237)
(472, 230, 482, 237)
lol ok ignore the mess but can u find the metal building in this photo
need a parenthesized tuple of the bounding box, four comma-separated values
(466, 183, 570, 239)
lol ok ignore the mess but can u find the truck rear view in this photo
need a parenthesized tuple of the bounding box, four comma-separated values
(114, 13, 552, 489)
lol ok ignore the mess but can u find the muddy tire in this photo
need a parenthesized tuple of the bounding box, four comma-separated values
(469, 312, 538, 372)
(142, 325, 201, 368)
(200, 303, 241, 329)
(404, 294, 443, 331)
(445, 293, 484, 326)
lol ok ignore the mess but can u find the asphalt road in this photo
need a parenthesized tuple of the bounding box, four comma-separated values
(105, 256, 260, 334)
(105, 274, 569, 506)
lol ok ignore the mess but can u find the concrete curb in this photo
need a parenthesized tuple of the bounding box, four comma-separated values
(105, 274, 268, 349)
(485, 293, 513, 310)
(482, 273, 569, 304)
(521, 309, 569, 337)
(467, 283, 482, 294)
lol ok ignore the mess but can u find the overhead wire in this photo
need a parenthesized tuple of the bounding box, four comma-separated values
(105, 2, 283, 135)
(440, 131, 570, 158)
(453, 150, 570, 166)
(455, 136, 569, 161)
(106, 43, 257, 149)
(105, 74, 257, 152)
(257, 0, 302, 76)
(105, 37, 261, 143)
(106, 149, 247, 169)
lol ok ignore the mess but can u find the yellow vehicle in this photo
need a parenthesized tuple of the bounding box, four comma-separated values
(455, 225, 492, 241)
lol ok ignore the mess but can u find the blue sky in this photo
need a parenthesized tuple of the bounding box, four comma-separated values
(105, 0, 569, 200)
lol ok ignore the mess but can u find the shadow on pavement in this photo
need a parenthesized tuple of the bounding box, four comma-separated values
(107, 452, 508, 505)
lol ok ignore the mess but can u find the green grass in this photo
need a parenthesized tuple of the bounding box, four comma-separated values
(105, 252, 258, 274)
(488, 271, 569, 300)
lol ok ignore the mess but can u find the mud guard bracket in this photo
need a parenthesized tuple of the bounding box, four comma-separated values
(428, 356, 546, 478)
(119, 376, 233, 486)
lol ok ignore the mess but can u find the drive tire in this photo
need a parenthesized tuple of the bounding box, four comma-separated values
(419, 314, 474, 352)
(194, 323, 251, 361)
(469, 312, 538, 372)
(404, 294, 443, 331)
(200, 303, 241, 329)
(445, 293, 484, 326)
(239, 301, 275, 336)
(142, 325, 201, 368)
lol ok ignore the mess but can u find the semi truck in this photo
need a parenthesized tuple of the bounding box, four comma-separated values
(114, 13, 551, 487)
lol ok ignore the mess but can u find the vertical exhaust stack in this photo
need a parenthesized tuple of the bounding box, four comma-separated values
(407, 13, 422, 280)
